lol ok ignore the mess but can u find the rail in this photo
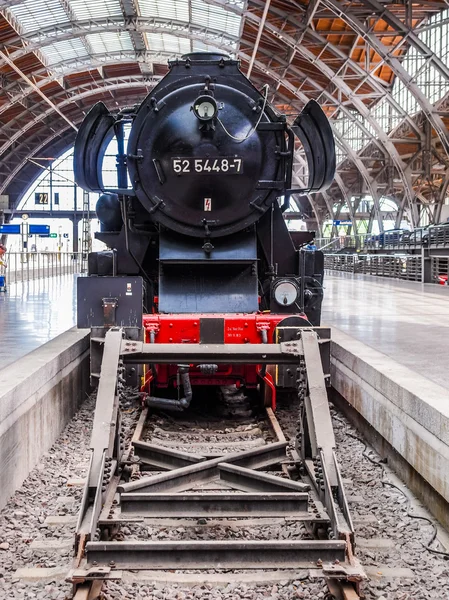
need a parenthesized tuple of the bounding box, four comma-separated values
(317, 226, 449, 253)
(316, 236, 366, 252)
(324, 254, 422, 282)
(1, 251, 84, 285)
(324, 253, 449, 284)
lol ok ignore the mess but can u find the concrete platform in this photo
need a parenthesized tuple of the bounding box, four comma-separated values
(0, 327, 89, 510)
(323, 273, 449, 527)
(322, 272, 449, 388)
(0, 275, 78, 368)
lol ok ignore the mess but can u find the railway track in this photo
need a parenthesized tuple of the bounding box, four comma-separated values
(2, 354, 448, 598)
(70, 328, 366, 600)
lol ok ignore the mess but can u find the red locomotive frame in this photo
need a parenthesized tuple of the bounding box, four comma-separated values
(141, 312, 307, 410)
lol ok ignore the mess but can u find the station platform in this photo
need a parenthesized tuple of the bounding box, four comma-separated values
(322, 272, 449, 389)
(0, 275, 77, 369)
(321, 272, 449, 528)
(1, 270, 447, 389)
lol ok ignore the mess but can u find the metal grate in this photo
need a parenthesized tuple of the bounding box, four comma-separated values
(324, 254, 422, 282)
(431, 256, 449, 284)
(317, 226, 449, 254)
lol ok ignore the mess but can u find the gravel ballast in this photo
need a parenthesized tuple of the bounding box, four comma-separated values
(0, 390, 448, 599)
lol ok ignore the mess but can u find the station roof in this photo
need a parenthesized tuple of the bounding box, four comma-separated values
(0, 0, 448, 230)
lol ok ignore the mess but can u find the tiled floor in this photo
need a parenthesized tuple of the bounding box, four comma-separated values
(322, 272, 449, 388)
(0, 275, 77, 369)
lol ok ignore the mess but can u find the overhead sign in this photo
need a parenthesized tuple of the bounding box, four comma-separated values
(0, 224, 51, 236)
(333, 220, 352, 226)
(49, 233, 57, 238)
(35, 192, 49, 205)
(0, 224, 20, 234)
(30, 225, 50, 236)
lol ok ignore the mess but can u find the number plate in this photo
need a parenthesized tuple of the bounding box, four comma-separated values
(172, 157, 243, 175)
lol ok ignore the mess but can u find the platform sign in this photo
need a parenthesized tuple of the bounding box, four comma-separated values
(333, 220, 351, 226)
(35, 192, 49, 205)
(29, 225, 50, 236)
(0, 224, 51, 236)
(0, 224, 20, 234)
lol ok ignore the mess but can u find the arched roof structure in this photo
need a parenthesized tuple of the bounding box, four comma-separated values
(0, 0, 448, 232)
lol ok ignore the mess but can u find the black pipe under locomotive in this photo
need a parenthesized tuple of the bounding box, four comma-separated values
(75, 52, 335, 408)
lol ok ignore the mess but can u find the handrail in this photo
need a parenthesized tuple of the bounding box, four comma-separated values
(323, 253, 422, 282)
(317, 226, 449, 252)
(1, 251, 84, 285)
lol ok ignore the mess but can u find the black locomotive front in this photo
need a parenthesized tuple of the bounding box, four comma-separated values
(75, 52, 335, 325)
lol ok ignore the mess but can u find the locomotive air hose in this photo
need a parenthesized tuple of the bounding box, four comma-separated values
(146, 366, 192, 412)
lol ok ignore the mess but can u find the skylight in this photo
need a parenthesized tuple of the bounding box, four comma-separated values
(7, 0, 243, 70)
(86, 32, 135, 54)
(145, 32, 191, 55)
(9, 0, 68, 33)
(39, 38, 89, 66)
(138, 0, 190, 22)
(69, 0, 123, 20)
(191, 0, 242, 37)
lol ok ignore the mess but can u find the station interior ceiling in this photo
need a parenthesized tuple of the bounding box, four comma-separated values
(1, 0, 449, 235)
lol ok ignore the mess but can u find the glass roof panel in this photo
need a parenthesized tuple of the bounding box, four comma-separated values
(191, 0, 242, 37)
(70, 0, 124, 19)
(8, 0, 242, 73)
(39, 37, 88, 66)
(9, 0, 68, 33)
(192, 39, 237, 56)
(86, 32, 134, 54)
(145, 32, 191, 55)
(138, 0, 189, 21)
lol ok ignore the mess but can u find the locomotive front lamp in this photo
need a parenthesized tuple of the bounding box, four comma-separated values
(193, 95, 218, 122)
(273, 279, 299, 307)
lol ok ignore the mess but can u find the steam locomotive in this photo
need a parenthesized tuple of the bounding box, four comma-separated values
(75, 52, 335, 408)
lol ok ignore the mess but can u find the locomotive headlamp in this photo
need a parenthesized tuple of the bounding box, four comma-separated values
(273, 279, 299, 307)
(193, 95, 218, 122)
